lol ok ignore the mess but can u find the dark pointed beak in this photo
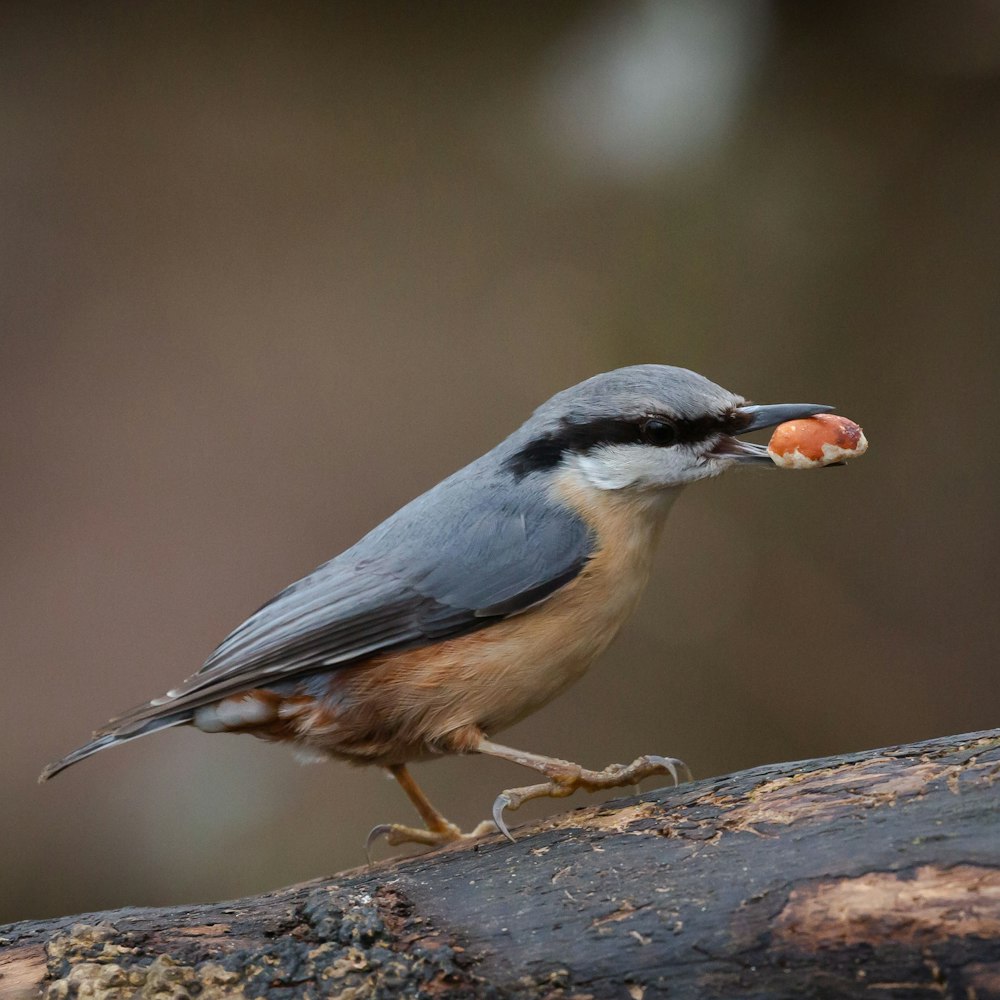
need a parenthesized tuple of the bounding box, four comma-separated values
(711, 402, 836, 464)
(735, 403, 835, 433)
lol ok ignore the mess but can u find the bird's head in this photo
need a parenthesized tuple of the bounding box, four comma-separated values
(504, 364, 833, 496)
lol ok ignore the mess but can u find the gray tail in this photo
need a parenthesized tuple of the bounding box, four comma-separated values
(39, 713, 191, 783)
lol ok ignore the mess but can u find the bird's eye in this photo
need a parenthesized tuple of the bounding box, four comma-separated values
(640, 417, 678, 447)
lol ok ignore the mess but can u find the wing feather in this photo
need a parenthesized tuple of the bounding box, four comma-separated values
(101, 471, 594, 737)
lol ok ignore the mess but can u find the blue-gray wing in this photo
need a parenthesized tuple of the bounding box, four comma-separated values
(105, 469, 594, 732)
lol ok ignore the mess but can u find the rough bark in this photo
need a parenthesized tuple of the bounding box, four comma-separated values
(3, 729, 1000, 1000)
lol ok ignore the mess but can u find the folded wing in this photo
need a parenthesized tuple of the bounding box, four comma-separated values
(51, 471, 594, 769)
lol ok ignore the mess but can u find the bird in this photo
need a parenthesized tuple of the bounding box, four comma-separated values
(41, 365, 834, 852)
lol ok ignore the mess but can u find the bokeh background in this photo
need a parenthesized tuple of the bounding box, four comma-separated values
(4, 0, 999, 924)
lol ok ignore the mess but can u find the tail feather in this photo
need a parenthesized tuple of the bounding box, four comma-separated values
(39, 712, 191, 783)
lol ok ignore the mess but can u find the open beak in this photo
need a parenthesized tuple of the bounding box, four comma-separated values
(712, 403, 835, 464)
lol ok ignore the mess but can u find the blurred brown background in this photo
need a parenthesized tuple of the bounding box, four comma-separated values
(3, 0, 999, 924)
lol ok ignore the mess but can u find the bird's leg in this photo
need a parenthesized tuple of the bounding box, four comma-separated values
(475, 738, 691, 842)
(365, 763, 495, 861)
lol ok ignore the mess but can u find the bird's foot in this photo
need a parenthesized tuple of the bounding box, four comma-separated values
(491, 754, 692, 842)
(366, 818, 497, 863)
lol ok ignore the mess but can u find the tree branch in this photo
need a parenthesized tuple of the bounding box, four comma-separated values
(4, 729, 1000, 999)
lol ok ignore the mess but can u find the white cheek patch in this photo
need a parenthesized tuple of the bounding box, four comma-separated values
(567, 443, 720, 491)
(571, 450, 640, 490)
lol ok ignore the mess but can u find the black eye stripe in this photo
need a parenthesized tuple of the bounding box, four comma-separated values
(505, 412, 743, 478)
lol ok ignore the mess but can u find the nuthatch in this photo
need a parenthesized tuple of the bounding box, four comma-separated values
(42, 365, 834, 851)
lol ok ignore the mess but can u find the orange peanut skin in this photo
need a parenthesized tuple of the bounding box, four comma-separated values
(767, 413, 868, 469)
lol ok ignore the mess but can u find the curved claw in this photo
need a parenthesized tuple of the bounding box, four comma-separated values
(491, 793, 516, 843)
(365, 823, 393, 864)
(647, 755, 684, 786)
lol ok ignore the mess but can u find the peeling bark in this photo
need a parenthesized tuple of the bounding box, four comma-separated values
(3, 729, 1000, 999)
